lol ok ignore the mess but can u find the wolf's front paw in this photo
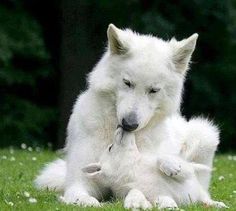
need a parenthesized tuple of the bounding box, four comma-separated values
(155, 196, 178, 209)
(159, 159, 181, 177)
(204, 200, 229, 209)
(124, 189, 152, 210)
(60, 193, 100, 207)
(124, 196, 152, 210)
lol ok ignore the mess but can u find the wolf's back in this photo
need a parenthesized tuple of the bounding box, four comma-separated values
(35, 159, 66, 191)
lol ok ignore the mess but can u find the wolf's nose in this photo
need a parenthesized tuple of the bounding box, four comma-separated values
(122, 112, 139, 131)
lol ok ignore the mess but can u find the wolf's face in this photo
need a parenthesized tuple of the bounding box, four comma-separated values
(89, 24, 198, 131)
(115, 54, 184, 131)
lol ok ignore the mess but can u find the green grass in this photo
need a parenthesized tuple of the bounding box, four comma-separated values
(0, 148, 235, 211)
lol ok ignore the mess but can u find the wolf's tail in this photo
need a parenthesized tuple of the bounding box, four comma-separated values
(34, 159, 66, 191)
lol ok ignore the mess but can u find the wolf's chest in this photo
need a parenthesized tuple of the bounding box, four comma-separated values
(93, 115, 117, 149)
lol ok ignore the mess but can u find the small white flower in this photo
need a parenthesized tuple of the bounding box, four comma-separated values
(21, 143, 27, 149)
(218, 176, 225, 181)
(28, 147, 33, 152)
(10, 156, 15, 161)
(2, 155, 7, 159)
(228, 155, 233, 160)
(233, 156, 236, 161)
(5, 200, 14, 206)
(24, 191, 30, 198)
(32, 157, 37, 161)
(8, 201, 14, 206)
(29, 198, 37, 203)
(233, 190, 236, 194)
(35, 147, 41, 152)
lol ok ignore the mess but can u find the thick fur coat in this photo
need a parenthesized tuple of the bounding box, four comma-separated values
(35, 24, 223, 208)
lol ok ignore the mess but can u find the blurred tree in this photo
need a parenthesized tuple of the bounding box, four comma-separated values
(58, 1, 101, 147)
(0, 2, 58, 147)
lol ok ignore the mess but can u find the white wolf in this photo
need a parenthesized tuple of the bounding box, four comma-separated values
(82, 127, 227, 209)
(35, 24, 220, 207)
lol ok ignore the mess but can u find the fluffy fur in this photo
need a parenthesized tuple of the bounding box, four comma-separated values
(82, 128, 227, 209)
(35, 24, 221, 208)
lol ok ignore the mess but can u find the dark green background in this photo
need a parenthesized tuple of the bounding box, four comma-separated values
(0, 0, 235, 151)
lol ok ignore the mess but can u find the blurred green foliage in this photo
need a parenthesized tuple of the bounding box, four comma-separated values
(0, 3, 57, 147)
(0, 0, 235, 151)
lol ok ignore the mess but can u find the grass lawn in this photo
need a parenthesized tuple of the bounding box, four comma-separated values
(0, 148, 235, 211)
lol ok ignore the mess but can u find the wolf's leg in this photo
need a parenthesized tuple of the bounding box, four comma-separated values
(62, 141, 102, 207)
(154, 195, 178, 209)
(61, 183, 100, 206)
(181, 117, 219, 190)
(124, 189, 152, 210)
(199, 188, 229, 208)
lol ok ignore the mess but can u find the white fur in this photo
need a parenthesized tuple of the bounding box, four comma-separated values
(35, 24, 222, 207)
(83, 128, 227, 209)
(35, 159, 66, 191)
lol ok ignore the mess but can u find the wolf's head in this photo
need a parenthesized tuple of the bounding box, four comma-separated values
(89, 24, 198, 131)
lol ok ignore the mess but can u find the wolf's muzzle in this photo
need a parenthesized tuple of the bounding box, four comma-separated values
(122, 112, 139, 131)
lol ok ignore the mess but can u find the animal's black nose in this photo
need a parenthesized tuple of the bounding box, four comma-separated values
(122, 112, 139, 131)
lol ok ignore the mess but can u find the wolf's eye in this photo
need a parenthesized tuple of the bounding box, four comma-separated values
(108, 144, 113, 152)
(123, 79, 132, 88)
(149, 88, 161, 94)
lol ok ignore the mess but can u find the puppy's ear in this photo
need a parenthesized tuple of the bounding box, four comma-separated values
(82, 163, 102, 178)
(170, 33, 198, 74)
(107, 24, 128, 55)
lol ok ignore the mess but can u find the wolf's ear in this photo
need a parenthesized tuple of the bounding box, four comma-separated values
(81, 163, 102, 178)
(107, 24, 128, 55)
(170, 33, 198, 74)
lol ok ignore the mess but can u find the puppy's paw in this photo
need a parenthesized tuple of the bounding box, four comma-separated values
(60, 193, 100, 207)
(114, 127, 124, 142)
(159, 160, 181, 177)
(124, 189, 152, 210)
(155, 196, 178, 209)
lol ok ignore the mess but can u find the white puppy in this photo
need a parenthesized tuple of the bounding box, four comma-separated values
(82, 128, 228, 209)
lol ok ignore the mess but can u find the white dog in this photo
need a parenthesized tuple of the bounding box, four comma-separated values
(82, 128, 227, 209)
(35, 24, 221, 207)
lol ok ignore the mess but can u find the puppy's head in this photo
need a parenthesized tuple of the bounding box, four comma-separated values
(82, 128, 138, 185)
